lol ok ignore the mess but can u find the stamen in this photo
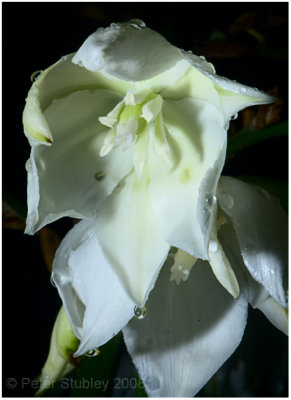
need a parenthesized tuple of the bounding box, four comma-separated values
(124, 91, 136, 106)
(98, 116, 118, 128)
(170, 249, 197, 285)
(141, 94, 163, 123)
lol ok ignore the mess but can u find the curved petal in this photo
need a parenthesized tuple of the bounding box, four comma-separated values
(148, 98, 226, 259)
(95, 170, 170, 306)
(123, 259, 248, 397)
(218, 222, 288, 335)
(25, 89, 134, 234)
(52, 219, 135, 356)
(217, 177, 288, 307)
(182, 50, 275, 119)
(72, 21, 184, 81)
(256, 296, 288, 335)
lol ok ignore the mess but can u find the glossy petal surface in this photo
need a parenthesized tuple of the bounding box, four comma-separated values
(218, 177, 287, 306)
(123, 260, 248, 397)
(52, 219, 135, 356)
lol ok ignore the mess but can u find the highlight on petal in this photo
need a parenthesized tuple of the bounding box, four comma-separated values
(95, 170, 170, 306)
(217, 177, 288, 307)
(123, 259, 248, 397)
(52, 219, 135, 356)
(218, 221, 288, 336)
(72, 20, 184, 81)
(148, 98, 226, 259)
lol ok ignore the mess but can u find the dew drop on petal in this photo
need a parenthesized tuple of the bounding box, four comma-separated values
(218, 193, 234, 210)
(94, 171, 105, 182)
(30, 70, 43, 82)
(85, 348, 100, 357)
(50, 275, 57, 288)
(25, 159, 32, 172)
(134, 305, 147, 319)
(257, 187, 270, 199)
(128, 19, 146, 30)
(145, 376, 160, 391)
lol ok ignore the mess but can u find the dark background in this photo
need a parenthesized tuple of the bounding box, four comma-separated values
(2, 2, 288, 397)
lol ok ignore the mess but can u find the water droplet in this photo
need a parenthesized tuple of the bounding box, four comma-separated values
(231, 113, 238, 120)
(145, 376, 160, 391)
(25, 159, 32, 172)
(50, 275, 57, 288)
(134, 305, 147, 319)
(209, 240, 218, 253)
(218, 193, 234, 210)
(94, 171, 105, 182)
(30, 70, 43, 82)
(205, 193, 213, 206)
(128, 19, 146, 30)
(257, 188, 270, 199)
(85, 348, 100, 357)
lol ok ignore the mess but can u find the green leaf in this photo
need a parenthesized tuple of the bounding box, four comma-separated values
(227, 121, 288, 160)
(135, 373, 148, 397)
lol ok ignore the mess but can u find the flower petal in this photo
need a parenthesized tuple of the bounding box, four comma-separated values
(123, 259, 248, 397)
(218, 222, 288, 335)
(72, 21, 184, 81)
(208, 239, 240, 298)
(148, 98, 226, 259)
(52, 219, 135, 356)
(256, 296, 288, 335)
(182, 50, 275, 119)
(25, 89, 133, 234)
(217, 177, 288, 307)
(95, 170, 170, 306)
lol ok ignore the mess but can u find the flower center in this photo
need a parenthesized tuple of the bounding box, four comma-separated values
(98, 91, 172, 176)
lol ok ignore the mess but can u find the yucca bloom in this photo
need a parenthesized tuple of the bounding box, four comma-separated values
(23, 20, 287, 396)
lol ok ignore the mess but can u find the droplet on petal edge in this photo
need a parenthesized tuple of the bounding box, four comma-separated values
(128, 19, 146, 30)
(218, 193, 234, 210)
(50, 275, 57, 288)
(134, 306, 147, 319)
(30, 70, 43, 82)
(85, 348, 100, 357)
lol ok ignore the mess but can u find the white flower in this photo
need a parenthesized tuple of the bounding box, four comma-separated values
(22, 21, 285, 396)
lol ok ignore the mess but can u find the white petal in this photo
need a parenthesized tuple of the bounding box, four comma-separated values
(256, 296, 288, 335)
(25, 89, 133, 234)
(95, 170, 170, 306)
(208, 239, 240, 298)
(123, 259, 248, 397)
(72, 21, 184, 81)
(148, 98, 226, 259)
(52, 219, 135, 356)
(218, 222, 288, 335)
(181, 50, 275, 119)
(217, 177, 288, 307)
